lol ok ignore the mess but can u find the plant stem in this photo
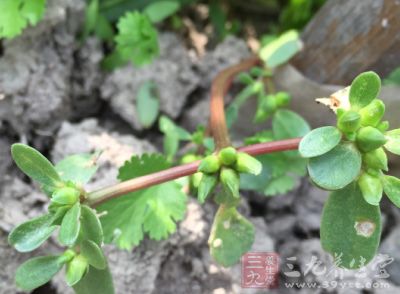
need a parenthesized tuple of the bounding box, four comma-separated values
(86, 138, 301, 206)
(209, 57, 260, 150)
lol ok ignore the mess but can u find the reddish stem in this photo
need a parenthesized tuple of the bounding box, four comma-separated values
(86, 138, 301, 206)
(209, 56, 260, 149)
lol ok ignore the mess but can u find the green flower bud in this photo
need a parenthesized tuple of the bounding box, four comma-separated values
(377, 120, 389, 132)
(235, 153, 262, 175)
(198, 155, 220, 174)
(359, 99, 385, 127)
(191, 172, 203, 188)
(220, 168, 240, 199)
(337, 110, 361, 132)
(181, 154, 200, 164)
(198, 174, 218, 203)
(219, 147, 237, 166)
(358, 172, 383, 206)
(363, 148, 388, 171)
(52, 187, 80, 205)
(356, 126, 387, 152)
(66, 255, 88, 286)
(275, 92, 291, 107)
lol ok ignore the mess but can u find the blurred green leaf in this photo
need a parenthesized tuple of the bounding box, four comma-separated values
(136, 81, 160, 128)
(73, 264, 115, 294)
(272, 109, 310, 140)
(81, 239, 106, 269)
(384, 129, 400, 155)
(382, 175, 400, 208)
(144, 1, 180, 23)
(383, 67, 400, 86)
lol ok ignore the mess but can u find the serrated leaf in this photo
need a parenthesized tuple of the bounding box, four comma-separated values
(8, 213, 57, 252)
(0, 0, 46, 39)
(299, 126, 342, 158)
(272, 109, 310, 140)
(15, 255, 65, 291)
(382, 175, 400, 208)
(80, 205, 103, 245)
(264, 174, 295, 196)
(349, 72, 381, 110)
(136, 81, 160, 128)
(73, 264, 115, 294)
(98, 154, 187, 249)
(384, 129, 400, 155)
(259, 30, 302, 68)
(144, 1, 180, 23)
(209, 206, 255, 267)
(11, 144, 63, 192)
(321, 183, 381, 269)
(55, 152, 100, 185)
(308, 143, 361, 190)
(114, 11, 159, 66)
(81, 240, 106, 270)
(59, 202, 81, 246)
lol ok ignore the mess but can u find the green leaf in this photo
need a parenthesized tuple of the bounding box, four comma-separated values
(144, 1, 180, 23)
(98, 154, 187, 249)
(220, 168, 240, 199)
(59, 202, 81, 246)
(73, 264, 115, 294)
(259, 30, 302, 68)
(321, 183, 382, 269)
(66, 255, 88, 286)
(272, 109, 310, 140)
(264, 174, 295, 196)
(358, 172, 383, 206)
(198, 174, 218, 203)
(114, 11, 159, 66)
(308, 143, 362, 190)
(8, 213, 57, 252)
(95, 14, 114, 42)
(82, 0, 99, 39)
(349, 72, 381, 110)
(159, 115, 191, 160)
(81, 240, 106, 270)
(0, 0, 46, 39)
(11, 144, 63, 191)
(209, 206, 255, 267)
(136, 81, 160, 128)
(384, 129, 400, 155)
(55, 152, 100, 185)
(382, 175, 400, 208)
(80, 205, 103, 245)
(299, 126, 342, 158)
(383, 67, 400, 86)
(15, 255, 65, 291)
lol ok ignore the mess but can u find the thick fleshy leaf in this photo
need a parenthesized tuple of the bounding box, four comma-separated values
(308, 143, 361, 190)
(59, 202, 81, 246)
(66, 255, 88, 286)
(81, 240, 106, 269)
(349, 71, 381, 110)
(73, 264, 115, 294)
(209, 206, 254, 267)
(321, 183, 382, 269)
(11, 144, 62, 190)
(8, 213, 57, 252)
(55, 152, 100, 185)
(15, 255, 65, 291)
(358, 172, 383, 206)
(382, 175, 400, 208)
(384, 129, 400, 155)
(299, 126, 342, 158)
(80, 205, 103, 245)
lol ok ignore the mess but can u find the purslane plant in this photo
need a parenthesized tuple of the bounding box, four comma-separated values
(8, 36, 400, 292)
